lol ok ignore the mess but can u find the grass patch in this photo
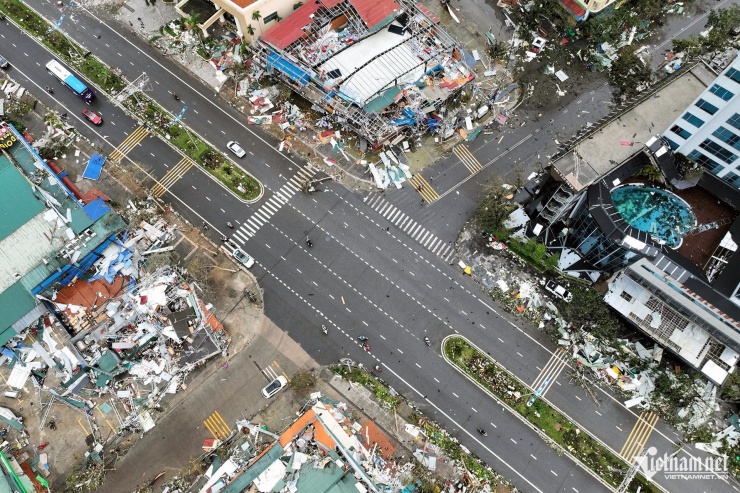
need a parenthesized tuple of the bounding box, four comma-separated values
(0, 0, 260, 201)
(333, 364, 513, 489)
(444, 336, 658, 493)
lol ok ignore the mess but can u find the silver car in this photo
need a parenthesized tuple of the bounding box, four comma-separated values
(0, 55, 9, 69)
(227, 140, 246, 158)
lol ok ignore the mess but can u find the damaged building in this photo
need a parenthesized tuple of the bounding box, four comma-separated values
(0, 122, 228, 447)
(256, 0, 474, 149)
(520, 63, 740, 384)
(192, 398, 421, 493)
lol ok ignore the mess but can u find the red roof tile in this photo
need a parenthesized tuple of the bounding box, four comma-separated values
(261, 0, 399, 50)
(350, 0, 399, 29)
(558, 0, 586, 18)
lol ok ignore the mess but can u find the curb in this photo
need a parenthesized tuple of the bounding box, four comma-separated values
(441, 334, 668, 493)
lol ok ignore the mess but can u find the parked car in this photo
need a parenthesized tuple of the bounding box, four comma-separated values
(262, 376, 288, 398)
(227, 140, 246, 158)
(541, 279, 573, 302)
(81, 108, 103, 126)
(232, 248, 254, 268)
(0, 55, 9, 69)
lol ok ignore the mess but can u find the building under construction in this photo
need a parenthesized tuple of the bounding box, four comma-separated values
(257, 0, 474, 149)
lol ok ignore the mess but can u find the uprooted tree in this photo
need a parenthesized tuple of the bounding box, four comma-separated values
(475, 177, 515, 235)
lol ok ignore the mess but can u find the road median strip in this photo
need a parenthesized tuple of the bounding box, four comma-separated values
(0, 0, 262, 202)
(443, 335, 662, 493)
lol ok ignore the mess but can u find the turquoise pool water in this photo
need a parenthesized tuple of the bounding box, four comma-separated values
(610, 185, 695, 248)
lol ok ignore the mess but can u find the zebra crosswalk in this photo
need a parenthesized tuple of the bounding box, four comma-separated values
(363, 195, 456, 262)
(230, 165, 317, 245)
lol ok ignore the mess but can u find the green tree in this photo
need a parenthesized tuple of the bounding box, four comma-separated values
(554, 286, 621, 340)
(252, 10, 263, 34)
(609, 45, 653, 98)
(475, 177, 514, 235)
(673, 5, 740, 57)
(721, 371, 740, 403)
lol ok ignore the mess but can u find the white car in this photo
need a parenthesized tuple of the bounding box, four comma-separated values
(542, 280, 573, 302)
(232, 248, 254, 268)
(227, 140, 246, 158)
(262, 376, 288, 398)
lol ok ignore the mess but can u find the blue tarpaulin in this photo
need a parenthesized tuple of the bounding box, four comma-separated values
(83, 153, 106, 180)
(83, 198, 110, 221)
(266, 53, 310, 86)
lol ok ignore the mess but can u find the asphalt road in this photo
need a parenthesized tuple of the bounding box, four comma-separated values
(5, 1, 739, 492)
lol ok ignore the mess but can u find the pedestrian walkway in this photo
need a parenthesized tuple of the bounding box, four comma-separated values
(151, 157, 196, 197)
(453, 143, 484, 174)
(408, 174, 440, 203)
(108, 126, 149, 163)
(231, 165, 316, 244)
(363, 194, 456, 262)
(203, 410, 232, 440)
(620, 411, 660, 463)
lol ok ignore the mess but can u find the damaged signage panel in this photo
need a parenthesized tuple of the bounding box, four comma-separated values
(258, 0, 474, 149)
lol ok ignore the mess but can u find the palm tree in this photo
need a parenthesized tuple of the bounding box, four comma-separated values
(246, 24, 255, 36)
(251, 11, 262, 34)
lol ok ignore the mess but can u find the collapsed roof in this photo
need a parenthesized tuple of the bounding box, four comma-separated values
(258, 0, 473, 147)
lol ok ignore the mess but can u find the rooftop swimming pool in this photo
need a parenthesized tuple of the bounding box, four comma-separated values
(610, 185, 696, 248)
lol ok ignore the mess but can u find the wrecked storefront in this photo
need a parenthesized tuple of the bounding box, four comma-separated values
(255, 0, 475, 150)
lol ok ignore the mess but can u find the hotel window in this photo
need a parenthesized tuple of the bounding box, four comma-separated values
(713, 126, 740, 151)
(727, 68, 740, 84)
(723, 172, 740, 187)
(709, 84, 734, 101)
(263, 12, 279, 23)
(688, 150, 725, 173)
(699, 139, 737, 164)
(670, 125, 691, 140)
(682, 112, 704, 128)
(728, 113, 740, 131)
(695, 99, 718, 115)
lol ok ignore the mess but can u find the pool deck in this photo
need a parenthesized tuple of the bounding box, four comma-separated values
(621, 178, 736, 269)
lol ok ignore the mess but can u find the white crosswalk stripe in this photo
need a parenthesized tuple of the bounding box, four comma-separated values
(362, 195, 455, 261)
(232, 166, 316, 242)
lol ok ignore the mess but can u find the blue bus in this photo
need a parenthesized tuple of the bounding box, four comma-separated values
(45, 59, 95, 103)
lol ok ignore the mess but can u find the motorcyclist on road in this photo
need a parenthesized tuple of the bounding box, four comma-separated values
(477, 428, 487, 436)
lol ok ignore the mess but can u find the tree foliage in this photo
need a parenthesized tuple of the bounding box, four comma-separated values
(672, 5, 740, 57)
(554, 286, 621, 340)
(609, 45, 653, 98)
(475, 178, 514, 235)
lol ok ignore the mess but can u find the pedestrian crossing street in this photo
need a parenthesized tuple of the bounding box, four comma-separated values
(230, 165, 317, 245)
(363, 195, 456, 262)
(453, 143, 484, 174)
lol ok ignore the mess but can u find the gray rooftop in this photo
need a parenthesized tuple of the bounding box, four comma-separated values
(553, 63, 716, 192)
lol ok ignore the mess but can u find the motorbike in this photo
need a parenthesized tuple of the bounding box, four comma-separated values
(362, 343, 371, 352)
(220, 235, 228, 242)
(374, 365, 382, 372)
(37, 442, 49, 451)
(306, 238, 313, 247)
(226, 221, 234, 229)
(424, 337, 431, 347)
(477, 428, 487, 437)
(357, 336, 368, 342)
(322, 325, 328, 334)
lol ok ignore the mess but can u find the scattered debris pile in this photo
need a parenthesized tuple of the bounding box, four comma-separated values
(255, 0, 475, 149)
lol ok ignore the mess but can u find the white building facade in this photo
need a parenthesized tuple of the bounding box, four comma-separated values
(664, 54, 740, 189)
